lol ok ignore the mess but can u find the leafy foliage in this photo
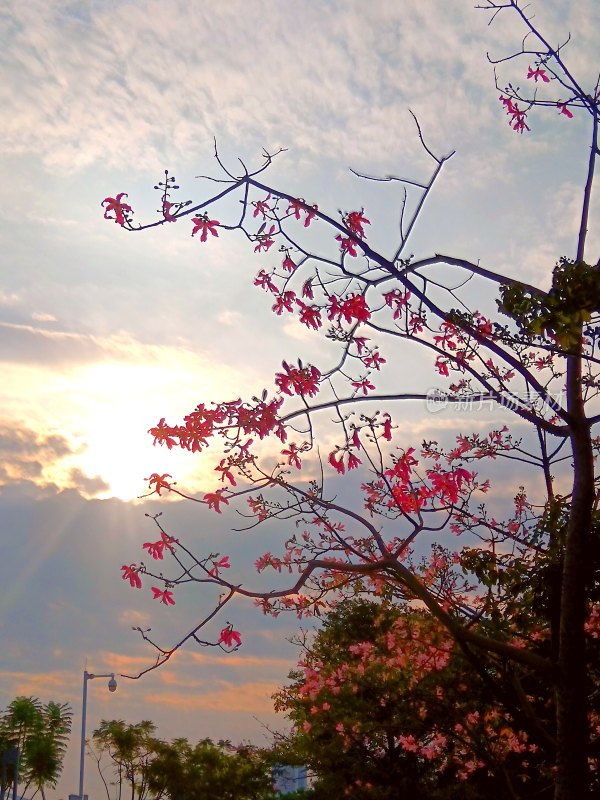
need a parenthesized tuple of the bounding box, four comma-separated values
(0, 696, 72, 800)
(91, 721, 277, 800)
(274, 599, 559, 798)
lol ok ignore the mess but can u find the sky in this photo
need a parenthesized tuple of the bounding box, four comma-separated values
(0, 0, 599, 798)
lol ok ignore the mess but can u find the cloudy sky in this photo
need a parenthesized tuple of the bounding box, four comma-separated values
(0, 0, 598, 797)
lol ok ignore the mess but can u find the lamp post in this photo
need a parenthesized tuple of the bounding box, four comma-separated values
(77, 671, 117, 800)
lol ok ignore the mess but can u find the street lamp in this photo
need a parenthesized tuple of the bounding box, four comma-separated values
(76, 671, 117, 800)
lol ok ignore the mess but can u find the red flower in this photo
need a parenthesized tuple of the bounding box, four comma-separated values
(302, 279, 314, 300)
(382, 414, 393, 441)
(162, 200, 177, 222)
(336, 235, 358, 257)
(282, 443, 303, 469)
(364, 350, 386, 370)
(145, 472, 173, 495)
(215, 458, 236, 486)
(557, 102, 573, 118)
(102, 193, 132, 226)
(527, 66, 550, 83)
(152, 586, 175, 605)
(343, 209, 371, 238)
(333, 294, 371, 324)
(352, 378, 376, 395)
(512, 115, 530, 133)
(282, 255, 297, 272)
(287, 198, 317, 227)
(499, 96, 530, 133)
(272, 291, 296, 315)
(148, 418, 177, 449)
(275, 361, 321, 397)
(254, 224, 276, 252)
(254, 270, 279, 293)
(296, 301, 322, 330)
(354, 337, 368, 354)
(252, 194, 272, 218)
(384, 289, 411, 319)
(191, 215, 220, 242)
(219, 626, 242, 648)
(329, 450, 345, 475)
(248, 496, 268, 522)
(385, 448, 418, 483)
(409, 313, 425, 334)
(204, 489, 229, 513)
(347, 452, 361, 470)
(143, 531, 177, 560)
(435, 356, 449, 377)
(121, 564, 142, 589)
(209, 555, 231, 577)
(476, 316, 493, 337)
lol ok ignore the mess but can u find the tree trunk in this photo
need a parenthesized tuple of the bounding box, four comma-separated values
(554, 354, 594, 799)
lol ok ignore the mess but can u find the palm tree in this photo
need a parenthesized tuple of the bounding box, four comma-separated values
(0, 697, 72, 800)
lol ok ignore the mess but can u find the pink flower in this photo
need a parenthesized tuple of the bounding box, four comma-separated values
(209, 555, 231, 577)
(254, 270, 279, 293)
(252, 194, 272, 218)
(143, 531, 177, 560)
(329, 450, 345, 475)
(151, 586, 175, 605)
(254, 224, 276, 252)
(287, 198, 318, 226)
(527, 66, 550, 83)
(336, 235, 358, 257)
(347, 452, 361, 470)
(204, 489, 229, 513)
(219, 626, 242, 648)
(272, 291, 296, 315)
(343, 209, 370, 238)
(499, 96, 530, 133)
(121, 564, 142, 588)
(363, 351, 386, 370)
(215, 458, 237, 486)
(302, 279, 314, 299)
(145, 472, 173, 495)
(296, 301, 322, 330)
(102, 193, 132, 226)
(282, 443, 303, 469)
(162, 200, 177, 222)
(435, 356, 449, 377)
(191, 215, 220, 242)
(382, 414, 393, 441)
(557, 102, 573, 118)
(351, 378, 376, 395)
(397, 734, 419, 753)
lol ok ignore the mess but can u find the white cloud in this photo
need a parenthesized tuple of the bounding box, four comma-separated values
(0, 0, 530, 174)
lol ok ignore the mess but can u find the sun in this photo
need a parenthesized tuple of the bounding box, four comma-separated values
(48, 350, 253, 501)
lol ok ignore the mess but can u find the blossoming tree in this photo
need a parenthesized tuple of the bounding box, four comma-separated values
(273, 599, 560, 798)
(105, 3, 599, 798)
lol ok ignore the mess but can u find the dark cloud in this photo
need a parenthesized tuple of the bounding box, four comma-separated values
(0, 422, 74, 484)
(68, 468, 110, 495)
(0, 424, 72, 459)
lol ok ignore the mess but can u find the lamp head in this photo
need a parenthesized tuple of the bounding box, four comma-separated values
(107, 676, 117, 693)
